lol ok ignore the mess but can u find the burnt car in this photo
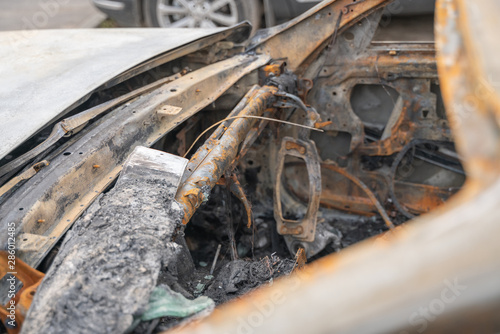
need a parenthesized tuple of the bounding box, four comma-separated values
(92, 0, 435, 30)
(1, 0, 500, 333)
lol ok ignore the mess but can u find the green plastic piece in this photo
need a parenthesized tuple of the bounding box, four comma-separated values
(141, 285, 214, 321)
(194, 283, 205, 295)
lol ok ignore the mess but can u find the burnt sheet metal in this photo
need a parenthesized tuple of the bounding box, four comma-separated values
(247, 0, 392, 73)
(278, 6, 459, 218)
(22, 147, 188, 334)
(0, 24, 250, 162)
(0, 54, 270, 268)
(244, 0, 456, 220)
(274, 137, 321, 244)
(166, 1, 500, 333)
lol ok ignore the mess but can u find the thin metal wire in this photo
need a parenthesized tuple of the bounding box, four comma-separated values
(183, 115, 323, 158)
(323, 163, 395, 229)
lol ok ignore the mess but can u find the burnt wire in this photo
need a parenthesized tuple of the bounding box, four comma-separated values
(183, 115, 323, 158)
(323, 163, 395, 229)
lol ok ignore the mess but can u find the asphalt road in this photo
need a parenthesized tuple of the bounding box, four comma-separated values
(0, 0, 106, 31)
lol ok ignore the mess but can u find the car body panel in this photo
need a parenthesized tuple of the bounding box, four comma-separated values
(0, 25, 248, 161)
(4, 0, 499, 332)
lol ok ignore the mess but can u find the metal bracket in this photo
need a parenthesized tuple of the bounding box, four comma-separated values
(274, 137, 321, 243)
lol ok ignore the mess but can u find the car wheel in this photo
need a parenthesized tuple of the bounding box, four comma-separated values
(144, 0, 261, 34)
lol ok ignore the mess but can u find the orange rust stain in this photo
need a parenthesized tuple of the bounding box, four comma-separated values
(285, 141, 306, 155)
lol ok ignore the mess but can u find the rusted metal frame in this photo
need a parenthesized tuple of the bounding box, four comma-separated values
(248, 0, 395, 73)
(283, 161, 445, 217)
(175, 85, 279, 225)
(300, 85, 451, 217)
(274, 137, 322, 243)
(318, 52, 437, 81)
(284, 147, 459, 219)
(283, 160, 418, 222)
(272, 16, 455, 218)
(269, 89, 325, 245)
(0, 54, 270, 268)
(180, 85, 261, 184)
(170, 2, 500, 333)
(0, 252, 44, 333)
(370, 41, 436, 52)
(309, 7, 437, 153)
(357, 79, 451, 156)
(388, 139, 449, 219)
(286, 167, 387, 215)
(316, 52, 440, 155)
(297, 38, 456, 216)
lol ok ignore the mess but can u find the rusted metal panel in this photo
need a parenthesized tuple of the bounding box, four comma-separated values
(248, 0, 393, 73)
(163, 1, 500, 333)
(274, 137, 322, 243)
(268, 4, 460, 219)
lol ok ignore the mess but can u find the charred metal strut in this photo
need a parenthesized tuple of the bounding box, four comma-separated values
(175, 85, 279, 225)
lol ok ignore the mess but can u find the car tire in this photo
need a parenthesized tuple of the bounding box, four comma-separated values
(143, 0, 261, 34)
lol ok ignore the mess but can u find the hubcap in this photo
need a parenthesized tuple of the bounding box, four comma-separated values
(157, 0, 239, 28)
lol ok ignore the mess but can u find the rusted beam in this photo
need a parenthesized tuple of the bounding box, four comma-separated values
(175, 85, 278, 225)
(248, 0, 394, 73)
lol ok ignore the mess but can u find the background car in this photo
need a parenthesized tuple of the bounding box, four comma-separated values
(93, 0, 435, 32)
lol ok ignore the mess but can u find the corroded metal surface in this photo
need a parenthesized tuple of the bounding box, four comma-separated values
(274, 137, 321, 243)
(248, 0, 393, 73)
(267, 7, 461, 218)
(2, 0, 499, 332)
(164, 0, 500, 333)
(176, 85, 278, 225)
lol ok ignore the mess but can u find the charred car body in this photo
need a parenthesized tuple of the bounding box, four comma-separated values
(0, 0, 499, 333)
